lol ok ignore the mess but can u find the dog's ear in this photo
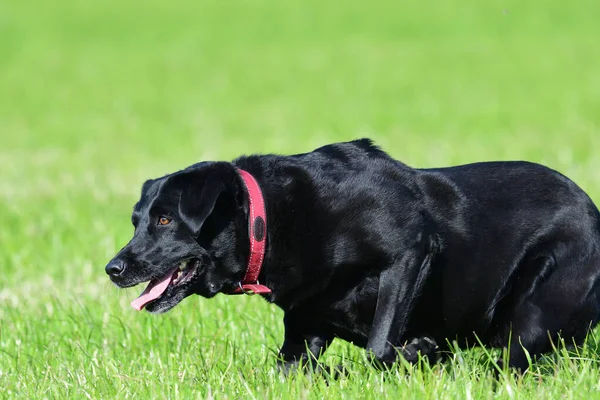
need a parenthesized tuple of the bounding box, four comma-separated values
(178, 173, 226, 236)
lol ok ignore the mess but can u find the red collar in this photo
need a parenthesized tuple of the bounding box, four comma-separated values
(229, 169, 272, 295)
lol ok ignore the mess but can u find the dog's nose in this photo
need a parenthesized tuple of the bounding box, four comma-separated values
(105, 260, 126, 277)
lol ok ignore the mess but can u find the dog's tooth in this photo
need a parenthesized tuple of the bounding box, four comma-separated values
(179, 262, 186, 271)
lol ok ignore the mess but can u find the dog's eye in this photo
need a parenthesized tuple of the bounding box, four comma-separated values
(158, 216, 172, 226)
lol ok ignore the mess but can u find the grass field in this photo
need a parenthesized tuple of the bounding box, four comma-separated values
(1, 0, 600, 398)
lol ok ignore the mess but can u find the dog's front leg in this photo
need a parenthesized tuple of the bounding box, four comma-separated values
(277, 313, 333, 375)
(366, 240, 435, 367)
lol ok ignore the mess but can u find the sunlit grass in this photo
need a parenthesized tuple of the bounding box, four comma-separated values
(1, 0, 599, 398)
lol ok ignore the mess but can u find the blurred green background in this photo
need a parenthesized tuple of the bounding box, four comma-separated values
(1, 0, 599, 398)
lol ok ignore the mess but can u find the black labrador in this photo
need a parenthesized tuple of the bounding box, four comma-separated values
(105, 139, 600, 372)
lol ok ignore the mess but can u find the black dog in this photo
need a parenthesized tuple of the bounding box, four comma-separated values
(106, 139, 600, 372)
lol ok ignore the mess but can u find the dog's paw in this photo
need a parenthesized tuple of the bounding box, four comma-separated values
(277, 359, 347, 382)
(366, 349, 396, 370)
(277, 359, 302, 376)
(402, 336, 439, 363)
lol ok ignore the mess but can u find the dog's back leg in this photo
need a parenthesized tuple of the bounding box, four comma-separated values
(498, 249, 600, 372)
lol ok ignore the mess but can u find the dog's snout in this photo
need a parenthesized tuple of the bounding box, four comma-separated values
(105, 259, 126, 277)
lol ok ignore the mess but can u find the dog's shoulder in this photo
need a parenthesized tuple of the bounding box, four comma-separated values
(234, 138, 395, 167)
(312, 138, 389, 160)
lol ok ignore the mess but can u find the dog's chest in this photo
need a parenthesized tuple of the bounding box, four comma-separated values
(318, 277, 379, 346)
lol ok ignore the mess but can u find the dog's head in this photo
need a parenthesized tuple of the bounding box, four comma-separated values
(105, 162, 250, 313)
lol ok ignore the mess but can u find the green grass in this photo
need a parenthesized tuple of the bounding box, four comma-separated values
(1, 0, 600, 398)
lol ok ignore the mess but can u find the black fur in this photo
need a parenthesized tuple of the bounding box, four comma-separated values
(106, 139, 600, 372)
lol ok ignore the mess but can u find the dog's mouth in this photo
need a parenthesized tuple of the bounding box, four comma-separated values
(130, 259, 200, 312)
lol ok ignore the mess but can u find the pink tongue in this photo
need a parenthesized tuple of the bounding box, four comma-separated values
(130, 267, 179, 311)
